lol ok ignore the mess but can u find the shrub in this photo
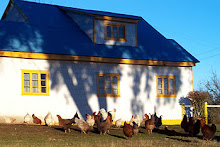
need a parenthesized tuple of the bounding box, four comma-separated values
(187, 91, 210, 118)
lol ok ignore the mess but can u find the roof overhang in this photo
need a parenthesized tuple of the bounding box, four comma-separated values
(0, 51, 196, 67)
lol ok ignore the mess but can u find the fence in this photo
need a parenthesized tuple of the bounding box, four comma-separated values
(182, 102, 220, 124)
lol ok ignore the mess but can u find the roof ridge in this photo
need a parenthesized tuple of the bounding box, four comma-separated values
(19, 0, 142, 20)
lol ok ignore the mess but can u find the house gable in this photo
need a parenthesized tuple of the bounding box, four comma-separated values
(0, 0, 199, 66)
(1, 0, 29, 22)
(62, 7, 139, 47)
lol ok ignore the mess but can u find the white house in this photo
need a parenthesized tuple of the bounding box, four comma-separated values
(0, 0, 199, 125)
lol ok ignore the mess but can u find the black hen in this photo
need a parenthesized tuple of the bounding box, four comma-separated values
(154, 113, 162, 128)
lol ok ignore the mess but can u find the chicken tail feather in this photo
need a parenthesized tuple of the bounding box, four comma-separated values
(211, 124, 216, 133)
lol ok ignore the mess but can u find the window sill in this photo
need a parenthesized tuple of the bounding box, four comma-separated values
(22, 93, 49, 96)
(157, 94, 176, 98)
(105, 37, 126, 42)
(97, 94, 120, 97)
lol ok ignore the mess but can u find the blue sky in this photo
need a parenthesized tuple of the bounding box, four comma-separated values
(0, 0, 219, 90)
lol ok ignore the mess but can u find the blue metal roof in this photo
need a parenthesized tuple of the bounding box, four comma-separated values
(0, 0, 199, 63)
(58, 6, 142, 20)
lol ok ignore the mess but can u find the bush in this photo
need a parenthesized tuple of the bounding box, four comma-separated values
(187, 91, 210, 118)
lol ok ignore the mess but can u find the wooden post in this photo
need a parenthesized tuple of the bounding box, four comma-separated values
(182, 103, 185, 118)
(204, 102, 208, 124)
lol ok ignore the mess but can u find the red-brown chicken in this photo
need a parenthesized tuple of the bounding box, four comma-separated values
(95, 115, 111, 135)
(144, 113, 149, 120)
(198, 117, 216, 141)
(93, 111, 101, 121)
(123, 121, 133, 139)
(145, 114, 155, 135)
(181, 115, 201, 136)
(141, 113, 149, 125)
(56, 112, 79, 133)
(32, 114, 42, 125)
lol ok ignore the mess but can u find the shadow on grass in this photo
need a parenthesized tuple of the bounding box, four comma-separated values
(214, 136, 220, 142)
(153, 128, 189, 137)
(108, 133, 127, 139)
(138, 130, 145, 134)
(166, 137, 192, 143)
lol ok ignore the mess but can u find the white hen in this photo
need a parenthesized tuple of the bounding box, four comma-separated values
(44, 112, 53, 126)
(85, 114, 95, 127)
(130, 114, 141, 127)
(108, 108, 116, 121)
(115, 119, 122, 128)
(133, 114, 141, 127)
(24, 113, 31, 125)
(75, 118, 89, 134)
(4, 117, 16, 124)
(100, 108, 108, 121)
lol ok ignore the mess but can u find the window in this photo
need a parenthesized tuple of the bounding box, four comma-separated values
(105, 23, 126, 41)
(97, 73, 120, 97)
(156, 76, 176, 97)
(22, 70, 49, 96)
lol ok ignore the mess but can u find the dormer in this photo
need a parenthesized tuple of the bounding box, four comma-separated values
(59, 7, 141, 47)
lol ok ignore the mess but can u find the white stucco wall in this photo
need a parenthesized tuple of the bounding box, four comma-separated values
(0, 57, 193, 123)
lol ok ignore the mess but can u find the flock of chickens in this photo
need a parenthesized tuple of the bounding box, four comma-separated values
(181, 115, 217, 141)
(23, 108, 162, 139)
(23, 109, 216, 141)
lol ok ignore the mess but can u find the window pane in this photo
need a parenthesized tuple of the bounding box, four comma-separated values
(113, 89, 118, 95)
(106, 88, 111, 94)
(41, 87, 46, 93)
(164, 78, 168, 89)
(113, 82, 118, 89)
(106, 82, 111, 89)
(99, 88, 105, 94)
(24, 73, 30, 79)
(41, 81, 46, 86)
(112, 76, 118, 83)
(106, 26, 111, 38)
(24, 80, 30, 86)
(164, 89, 169, 95)
(158, 89, 163, 94)
(24, 87, 30, 92)
(158, 78, 162, 89)
(32, 73, 38, 80)
(32, 87, 38, 93)
(106, 76, 110, 82)
(119, 27, 124, 39)
(41, 74, 46, 80)
(32, 80, 38, 86)
(98, 76, 104, 88)
(113, 26, 118, 38)
(170, 79, 174, 89)
(170, 89, 174, 95)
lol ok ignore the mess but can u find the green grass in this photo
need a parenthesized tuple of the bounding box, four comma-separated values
(0, 124, 219, 147)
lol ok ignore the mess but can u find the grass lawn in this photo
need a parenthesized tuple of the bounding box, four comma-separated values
(0, 123, 219, 147)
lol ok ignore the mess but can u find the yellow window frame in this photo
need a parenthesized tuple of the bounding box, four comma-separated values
(21, 70, 49, 96)
(104, 22, 126, 42)
(156, 76, 176, 97)
(97, 73, 120, 97)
